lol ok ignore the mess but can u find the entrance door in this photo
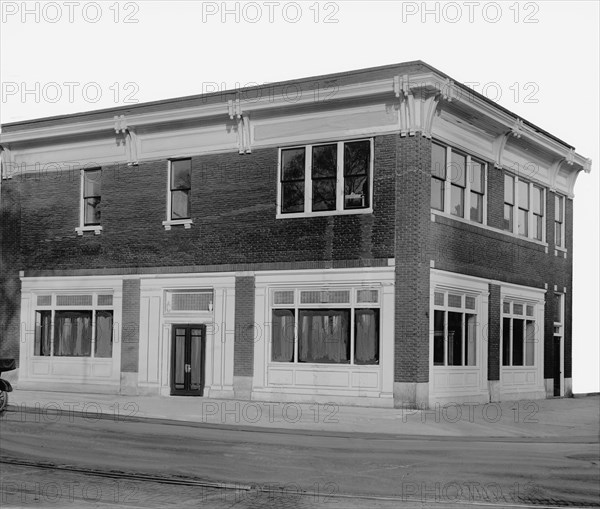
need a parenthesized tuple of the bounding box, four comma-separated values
(553, 336, 561, 397)
(171, 324, 206, 396)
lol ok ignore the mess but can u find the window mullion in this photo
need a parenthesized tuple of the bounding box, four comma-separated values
(444, 147, 452, 214)
(509, 317, 513, 366)
(50, 309, 55, 357)
(465, 156, 472, 219)
(305, 147, 312, 213)
(461, 312, 466, 366)
(166, 161, 172, 221)
(91, 310, 96, 358)
(444, 310, 448, 366)
(336, 142, 344, 211)
(294, 302, 299, 364)
(527, 183, 533, 239)
(350, 304, 355, 365)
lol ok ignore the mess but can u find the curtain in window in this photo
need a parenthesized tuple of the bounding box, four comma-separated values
(95, 311, 113, 358)
(465, 314, 477, 366)
(54, 311, 92, 356)
(272, 310, 295, 362)
(35, 311, 52, 356)
(525, 320, 535, 366)
(355, 309, 379, 364)
(299, 310, 349, 363)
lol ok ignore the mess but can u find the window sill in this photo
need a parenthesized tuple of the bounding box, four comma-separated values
(75, 226, 102, 236)
(277, 208, 373, 219)
(431, 211, 549, 250)
(554, 247, 568, 258)
(163, 219, 193, 230)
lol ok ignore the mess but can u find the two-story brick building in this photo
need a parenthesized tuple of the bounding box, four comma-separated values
(0, 61, 591, 408)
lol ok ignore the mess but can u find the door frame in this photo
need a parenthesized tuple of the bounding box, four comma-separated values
(170, 323, 206, 396)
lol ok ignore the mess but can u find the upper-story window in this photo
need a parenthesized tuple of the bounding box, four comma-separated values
(430, 142, 486, 224)
(504, 173, 545, 241)
(555, 194, 565, 247)
(164, 159, 193, 230)
(76, 168, 102, 235)
(278, 139, 373, 217)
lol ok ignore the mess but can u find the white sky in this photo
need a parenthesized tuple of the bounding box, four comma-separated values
(1, 0, 598, 392)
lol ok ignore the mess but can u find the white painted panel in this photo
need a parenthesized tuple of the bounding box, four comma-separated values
(138, 297, 150, 383)
(268, 369, 294, 385)
(295, 369, 349, 388)
(91, 363, 112, 377)
(31, 361, 50, 376)
(51, 362, 89, 377)
(140, 126, 236, 158)
(147, 296, 161, 384)
(351, 370, 380, 389)
(254, 107, 397, 142)
(14, 138, 126, 170)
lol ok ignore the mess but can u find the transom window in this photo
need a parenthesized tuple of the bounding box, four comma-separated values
(430, 142, 486, 224)
(270, 287, 380, 365)
(554, 194, 565, 247)
(502, 299, 536, 367)
(432, 289, 478, 367)
(504, 173, 545, 241)
(34, 293, 114, 358)
(278, 139, 373, 217)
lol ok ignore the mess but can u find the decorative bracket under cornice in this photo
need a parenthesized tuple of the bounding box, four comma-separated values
(228, 99, 252, 154)
(394, 74, 416, 137)
(0, 145, 14, 179)
(492, 132, 510, 169)
(511, 118, 524, 139)
(113, 115, 139, 166)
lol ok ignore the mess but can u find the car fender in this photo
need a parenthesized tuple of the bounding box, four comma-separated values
(0, 379, 13, 392)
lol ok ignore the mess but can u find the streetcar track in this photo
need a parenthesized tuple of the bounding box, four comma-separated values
(1, 457, 597, 508)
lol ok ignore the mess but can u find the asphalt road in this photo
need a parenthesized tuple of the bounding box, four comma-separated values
(1, 409, 598, 508)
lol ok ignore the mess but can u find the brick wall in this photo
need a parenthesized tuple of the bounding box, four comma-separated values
(487, 284, 501, 381)
(394, 135, 431, 383)
(10, 136, 396, 273)
(120, 278, 141, 373)
(0, 180, 22, 364)
(234, 275, 255, 377)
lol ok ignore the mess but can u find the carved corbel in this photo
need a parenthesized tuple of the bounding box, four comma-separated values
(394, 74, 415, 136)
(421, 96, 440, 139)
(492, 132, 510, 169)
(0, 145, 14, 179)
(113, 115, 139, 166)
(228, 99, 252, 154)
(511, 118, 524, 139)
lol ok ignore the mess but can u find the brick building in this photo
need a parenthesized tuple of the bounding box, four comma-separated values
(0, 61, 591, 408)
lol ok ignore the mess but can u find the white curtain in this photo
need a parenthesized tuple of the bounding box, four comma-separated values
(299, 310, 349, 363)
(355, 310, 378, 364)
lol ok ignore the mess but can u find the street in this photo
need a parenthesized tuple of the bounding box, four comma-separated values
(1, 406, 599, 508)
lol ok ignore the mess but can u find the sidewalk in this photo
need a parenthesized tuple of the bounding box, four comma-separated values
(5, 389, 599, 439)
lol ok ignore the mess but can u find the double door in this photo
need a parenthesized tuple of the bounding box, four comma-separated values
(171, 324, 206, 396)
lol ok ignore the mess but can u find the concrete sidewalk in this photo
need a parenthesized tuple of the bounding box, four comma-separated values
(5, 389, 599, 439)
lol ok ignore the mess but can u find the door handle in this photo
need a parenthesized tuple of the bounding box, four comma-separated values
(184, 364, 191, 373)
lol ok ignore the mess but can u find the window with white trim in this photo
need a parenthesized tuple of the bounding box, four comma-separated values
(270, 287, 380, 365)
(278, 139, 373, 216)
(502, 299, 536, 367)
(554, 194, 565, 247)
(430, 142, 486, 224)
(503, 173, 545, 241)
(34, 293, 114, 358)
(432, 289, 478, 366)
(76, 168, 102, 235)
(553, 293, 563, 339)
(164, 158, 192, 229)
